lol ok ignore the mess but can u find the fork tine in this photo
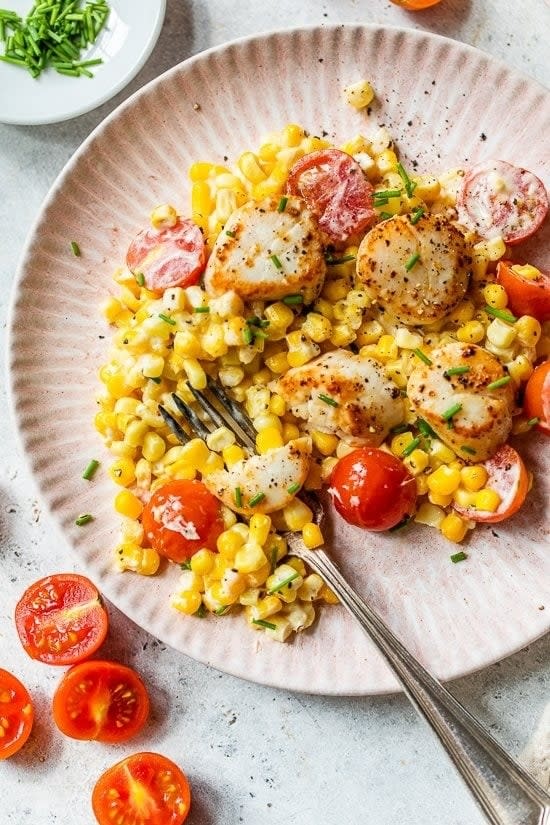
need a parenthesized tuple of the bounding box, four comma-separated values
(187, 381, 256, 452)
(206, 377, 257, 443)
(171, 393, 211, 440)
(158, 405, 190, 444)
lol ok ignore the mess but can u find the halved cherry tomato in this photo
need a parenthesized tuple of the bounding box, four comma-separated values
(142, 479, 224, 563)
(126, 218, 206, 293)
(453, 444, 529, 523)
(92, 752, 191, 825)
(53, 660, 149, 742)
(329, 447, 417, 531)
(0, 669, 34, 760)
(457, 160, 548, 245)
(390, 0, 442, 7)
(15, 573, 109, 666)
(286, 148, 376, 244)
(496, 261, 550, 321)
(523, 361, 550, 434)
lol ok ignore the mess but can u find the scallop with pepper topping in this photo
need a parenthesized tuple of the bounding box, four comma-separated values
(355, 213, 471, 325)
(407, 342, 515, 461)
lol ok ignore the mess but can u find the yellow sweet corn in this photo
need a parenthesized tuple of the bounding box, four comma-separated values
(190, 549, 216, 576)
(456, 320, 485, 344)
(343, 80, 374, 109)
(483, 283, 508, 309)
(515, 315, 541, 347)
(114, 490, 143, 519)
(460, 465, 488, 492)
(302, 523, 324, 549)
(475, 488, 501, 512)
(312, 430, 339, 456)
(440, 513, 468, 543)
(256, 426, 285, 454)
(222, 444, 245, 467)
(427, 465, 462, 496)
(283, 499, 313, 531)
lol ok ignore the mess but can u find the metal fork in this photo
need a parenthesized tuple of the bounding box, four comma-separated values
(160, 380, 550, 825)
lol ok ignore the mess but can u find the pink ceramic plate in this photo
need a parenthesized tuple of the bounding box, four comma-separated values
(8, 24, 550, 695)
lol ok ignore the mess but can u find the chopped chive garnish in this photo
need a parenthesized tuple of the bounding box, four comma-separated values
(249, 492, 266, 507)
(390, 423, 410, 434)
(234, 487, 242, 507)
(194, 306, 210, 313)
(215, 606, 229, 615)
(270, 253, 283, 270)
(410, 207, 425, 225)
(401, 436, 421, 457)
(374, 188, 401, 199)
(397, 162, 416, 198)
(252, 618, 277, 630)
(319, 393, 339, 407)
(253, 329, 268, 340)
(75, 513, 93, 526)
(242, 326, 254, 345)
(450, 551, 467, 564)
(487, 376, 512, 390)
(379, 211, 393, 220)
(225, 229, 236, 238)
(82, 459, 99, 480)
(484, 305, 517, 323)
(158, 313, 176, 325)
(277, 196, 288, 213)
(417, 418, 437, 438)
(282, 294, 303, 305)
(389, 515, 411, 532)
(325, 254, 356, 265)
(70, 240, 81, 256)
(180, 560, 192, 570)
(134, 271, 145, 286)
(444, 366, 470, 377)
(413, 348, 432, 366)
(268, 572, 299, 594)
(287, 482, 301, 495)
(373, 196, 388, 205)
(442, 402, 462, 421)
(461, 446, 476, 455)
(246, 316, 270, 328)
(527, 417, 540, 427)
(405, 252, 420, 271)
(194, 603, 207, 618)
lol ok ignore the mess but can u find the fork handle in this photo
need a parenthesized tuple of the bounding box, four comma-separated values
(301, 547, 550, 825)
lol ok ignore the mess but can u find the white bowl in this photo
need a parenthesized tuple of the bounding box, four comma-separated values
(0, 0, 166, 125)
(8, 24, 550, 694)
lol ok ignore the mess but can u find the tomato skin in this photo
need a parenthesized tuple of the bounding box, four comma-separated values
(142, 479, 224, 563)
(52, 660, 149, 743)
(286, 148, 376, 244)
(523, 361, 550, 434)
(390, 0, 442, 7)
(15, 573, 109, 666)
(126, 218, 206, 293)
(0, 669, 34, 760)
(454, 445, 529, 523)
(92, 752, 191, 825)
(497, 261, 550, 321)
(329, 447, 417, 531)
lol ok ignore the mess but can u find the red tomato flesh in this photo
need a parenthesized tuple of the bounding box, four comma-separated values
(53, 660, 149, 743)
(457, 160, 548, 245)
(286, 148, 376, 244)
(142, 479, 224, 563)
(92, 752, 191, 825)
(453, 444, 529, 523)
(329, 447, 417, 531)
(15, 573, 109, 666)
(0, 669, 34, 760)
(126, 218, 206, 293)
(523, 361, 550, 434)
(496, 260, 550, 322)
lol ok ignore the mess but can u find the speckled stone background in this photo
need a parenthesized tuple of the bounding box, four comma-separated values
(1, 1, 549, 823)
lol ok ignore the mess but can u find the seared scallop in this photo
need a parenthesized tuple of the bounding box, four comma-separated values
(407, 342, 515, 461)
(271, 350, 404, 445)
(355, 213, 471, 325)
(204, 196, 326, 303)
(203, 437, 312, 515)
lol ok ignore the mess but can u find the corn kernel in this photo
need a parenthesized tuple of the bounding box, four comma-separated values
(474, 236, 506, 262)
(416, 474, 429, 496)
(283, 499, 313, 531)
(191, 181, 214, 228)
(320, 584, 339, 604)
(511, 264, 542, 280)
(234, 541, 268, 573)
(428, 490, 454, 507)
(268, 534, 288, 564)
(412, 174, 440, 202)
(475, 488, 502, 512)
(116, 543, 160, 575)
(483, 283, 508, 309)
(356, 319, 384, 346)
(302, 522, 324, 549)
(282, 422, 301, 443)
(391, 431, 413, 456)
(375, 334, 398, 361)
(453, 488, 477, 508)
(264, 351, 289, 374)
(456, 320, 485, 344)
(460, 465, 488, 492)
(246, 595, 282, 621)
(183, 358, 207, 390)
(486, 318, 516, 348)
(217, 530, 244, 558)
(282, 123, 304, 147)
(313, 297, 335, 321)
(190, 549, 216, 576)
(414, 502, 446, 528)
(172, 590, 203, 615)
(322, 279, 349, 303)
(447, 300, 475, 325)
(427, 465, 462, 496)
(222, 444, 245, 468)
(515, 315, 541, 347)
(206, 426, 236, 453)
(249, 513, 272, 546)
(109, 457, 136, 487)
(302, 312, 333, 343)
(245, 562, 271, 588)
(428, 440, 456, 465)
(114, 490, 143, 519)
(312, 430, 339, 456)
(440, 513, 468, 543)
(297, 574, 324, 602)
(150, 203, 178, 230)
(321, 456, 339, 481)
(330, 323, 356, 347)
(404, 449, 429, 475)
(506, 354, 534, 384)
(343, 79, 375, 109)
